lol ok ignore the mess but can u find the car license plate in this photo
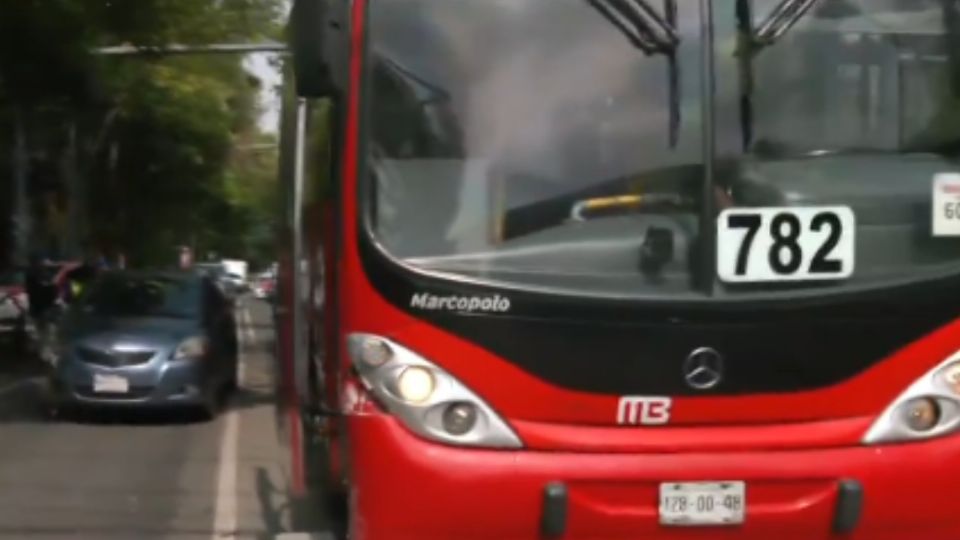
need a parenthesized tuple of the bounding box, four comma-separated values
(93, 374, 129, 394)
(659, 481, 745, 526)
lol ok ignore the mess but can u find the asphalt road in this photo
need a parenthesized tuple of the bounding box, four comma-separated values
(0, 299, 332, 539)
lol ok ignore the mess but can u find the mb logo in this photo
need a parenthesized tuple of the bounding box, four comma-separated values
(617, 396, 672, 425)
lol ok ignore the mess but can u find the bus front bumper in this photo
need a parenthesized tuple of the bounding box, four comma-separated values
(347, 414, 960, 540)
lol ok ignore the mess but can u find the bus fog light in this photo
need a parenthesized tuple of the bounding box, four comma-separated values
(442, 402, 478, 435)
(360, 338, 393, 367)
(397, 366, 435, 403)
(942, 363, 960, 395)
(902, 398, 940, 432)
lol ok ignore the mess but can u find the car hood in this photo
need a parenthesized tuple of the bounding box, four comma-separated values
(60, 314, 201, 350)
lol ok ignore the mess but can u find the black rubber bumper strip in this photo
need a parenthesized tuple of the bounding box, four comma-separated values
(541, 482, 568, 538)
(834, 479, 864, 534)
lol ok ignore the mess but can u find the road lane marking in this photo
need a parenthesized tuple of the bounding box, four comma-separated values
(240, 308, 255, 386)
(214, 308, 251, 538)
(243, 308, 256, 344)
(213, 409, 240, 538)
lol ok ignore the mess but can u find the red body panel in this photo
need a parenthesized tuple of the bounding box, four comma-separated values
(346, 406, 960, 540)
(276, 243, 306, 496)
(286, 0, 960, 537)
(512, 416, 875, 453)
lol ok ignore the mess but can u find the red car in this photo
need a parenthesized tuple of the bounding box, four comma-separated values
(252, 274, 276, 300)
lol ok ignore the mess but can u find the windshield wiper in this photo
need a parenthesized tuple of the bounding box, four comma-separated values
(754, 0, 823, 46)
(379, 56, 451, 103)
(735, 0, 825, 150)
(588, 0, 679, 53)
(587, 0, 681, 147)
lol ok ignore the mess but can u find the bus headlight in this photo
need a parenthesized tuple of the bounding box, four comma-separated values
(347, 333, 522, 449)
(442, 402, 479, 435)
(358, 337, 392, 367)
(864, 353, 960, 444)
(396, 366, 435, 404)
(941, 362, 960, 395)
(901, 397, 940, 432)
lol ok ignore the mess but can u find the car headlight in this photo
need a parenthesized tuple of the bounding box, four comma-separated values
(347, 333, 522, 449)
(864, 351, 960, 444)
(173, 336, 209, 361)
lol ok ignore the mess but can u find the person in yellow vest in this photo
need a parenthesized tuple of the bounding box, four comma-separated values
(63, 258, 99, 303)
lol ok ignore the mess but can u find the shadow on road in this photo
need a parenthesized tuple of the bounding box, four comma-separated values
(0, 376, 281, 426)
(56, 385, 280, 426)
(0, 339, 46, 378)
(254, 466, 345, 540)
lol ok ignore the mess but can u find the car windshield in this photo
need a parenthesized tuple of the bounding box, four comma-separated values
(366, 0, 960, 299)
(82, 274, 200, 319)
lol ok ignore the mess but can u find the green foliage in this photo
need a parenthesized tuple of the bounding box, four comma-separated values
(0, 0, 286, 268)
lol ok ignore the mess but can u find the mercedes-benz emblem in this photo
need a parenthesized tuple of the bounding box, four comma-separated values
(683, 347, 724, 390)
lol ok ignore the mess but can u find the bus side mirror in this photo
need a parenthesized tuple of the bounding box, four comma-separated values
(289, 0, 336, 97)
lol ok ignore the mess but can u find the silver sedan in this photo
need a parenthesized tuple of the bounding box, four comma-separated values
(46, 270, 239, 419)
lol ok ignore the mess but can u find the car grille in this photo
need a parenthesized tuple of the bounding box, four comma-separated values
(76, 347, 156, 367)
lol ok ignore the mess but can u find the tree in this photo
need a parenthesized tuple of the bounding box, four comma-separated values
(0, 0, 287, 267)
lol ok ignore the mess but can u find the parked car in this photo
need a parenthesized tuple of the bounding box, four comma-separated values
(222, 272, 247, 295)
(46, 270, 238, 419)
(193, 263, 244, 299)
(0, 268, 28, 351)
(251, 273, 276, 300)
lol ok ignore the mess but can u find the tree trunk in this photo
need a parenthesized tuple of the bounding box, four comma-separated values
(11, 109, 31, 266)
(62, 118, 81, 259)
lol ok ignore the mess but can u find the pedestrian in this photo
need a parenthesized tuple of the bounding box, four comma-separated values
(25, 256, 55, 320)
(63, 255, 100, 303)
(25, 255, 57, 358)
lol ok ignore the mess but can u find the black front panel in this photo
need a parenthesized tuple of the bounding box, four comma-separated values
(360, 237, 960, 396)
(431, 311, 945, 396)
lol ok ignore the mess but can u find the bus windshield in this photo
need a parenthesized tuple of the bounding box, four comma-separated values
(365, 0, 960, 299)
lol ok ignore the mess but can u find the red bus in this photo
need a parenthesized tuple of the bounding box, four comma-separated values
(279, 0, 960, 538)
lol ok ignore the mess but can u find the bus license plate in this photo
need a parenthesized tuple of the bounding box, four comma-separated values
(659, 481, 745, 526)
